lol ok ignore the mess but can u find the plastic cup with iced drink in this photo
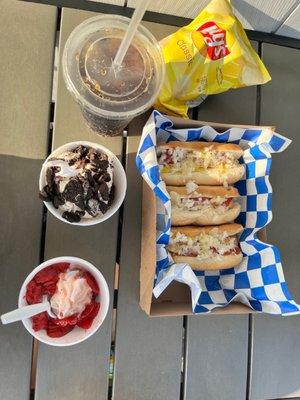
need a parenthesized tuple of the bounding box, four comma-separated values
(62, 15, 165, 136)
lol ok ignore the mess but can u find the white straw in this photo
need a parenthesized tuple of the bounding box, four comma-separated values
(113, 0, 151, 67)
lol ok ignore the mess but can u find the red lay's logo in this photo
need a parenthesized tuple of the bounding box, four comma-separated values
(192, 21, 230, 60)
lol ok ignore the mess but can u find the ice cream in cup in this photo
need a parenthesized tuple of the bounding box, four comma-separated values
(18, 256, 110, 346)
(39, 141, 126, 225)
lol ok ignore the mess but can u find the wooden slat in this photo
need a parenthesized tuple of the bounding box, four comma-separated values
(34, 9, 122, 400)
(250, 43, 300, 400)
(0, 1, 56, 399)
(183, 42, 259, 400)
(52, 8, 121, 151)
(0, 0, 56, 158)
(113, 127, 183, 400)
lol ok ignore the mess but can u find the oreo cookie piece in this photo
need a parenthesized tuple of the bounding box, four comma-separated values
(62, 179, 85, 210)
(102, 172, 111, 183)
(86, 170, 96, 187)
(97, 159, 109, 170)
(98, 182, 109, 202)
(62, 210, 85, 223)
(89, 149, 109, 171)
(46, 167, 55, 187)
(86, 199, 100, 217)
(108, 185, 115, 207)
(74, 145, 89, 159)
(53, 195, 65, 209)
(39, 185, 53, 202)
(98, 201, 109, 214)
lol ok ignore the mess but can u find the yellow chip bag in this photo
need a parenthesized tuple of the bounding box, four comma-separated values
(155, 0, 271, 117)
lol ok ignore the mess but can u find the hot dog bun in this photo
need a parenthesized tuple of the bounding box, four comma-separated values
(161, 166, 244, 186)
(171, 224, 243, 237)
(171, 203, 241, 226)
(167, 185, 239, 198)
(169, 224, 243, 270)
(158, 141, 244, 186)
(170, 252, 243, 270)
(158, 141, 244, 157)
(168, 185, 241, 226)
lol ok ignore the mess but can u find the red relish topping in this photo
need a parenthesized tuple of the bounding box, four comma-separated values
(181, 196, 233, 207)
(184, 246, 240, 257)
(210, 246, 241, 256)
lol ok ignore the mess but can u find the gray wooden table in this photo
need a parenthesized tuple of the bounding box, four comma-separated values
(0, 1, 300, 400)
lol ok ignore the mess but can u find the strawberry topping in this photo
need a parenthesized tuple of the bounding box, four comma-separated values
(25, 263, 100, 338)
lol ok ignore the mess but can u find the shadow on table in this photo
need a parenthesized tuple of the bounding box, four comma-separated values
(0, 154, 44, 400)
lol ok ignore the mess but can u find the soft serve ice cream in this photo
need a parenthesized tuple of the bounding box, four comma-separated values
(50, 269, 93, 319)
(25, 262, 100, 338)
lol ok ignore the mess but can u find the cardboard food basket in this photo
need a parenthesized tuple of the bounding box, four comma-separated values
(140, 116, 269, 317)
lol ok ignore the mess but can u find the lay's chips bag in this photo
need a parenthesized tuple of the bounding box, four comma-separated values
(155, 0, 271, 117)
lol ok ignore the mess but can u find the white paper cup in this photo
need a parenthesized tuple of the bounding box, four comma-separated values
(18, 256, 110, 346)
(39, 141, 126, 226)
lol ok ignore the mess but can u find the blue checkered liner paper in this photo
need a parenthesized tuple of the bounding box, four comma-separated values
(136, 110, 300, 315)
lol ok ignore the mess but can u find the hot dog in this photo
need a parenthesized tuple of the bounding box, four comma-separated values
(168, 224, 243, 270)
(157, 141, 244, 186)
(167, 184, 240, 226)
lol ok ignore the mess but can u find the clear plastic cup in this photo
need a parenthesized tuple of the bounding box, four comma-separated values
(62, 15, 165, 136)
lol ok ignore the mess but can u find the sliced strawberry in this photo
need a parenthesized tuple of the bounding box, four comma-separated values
(84, 272, 99, 295)
(42, 282, 57, 297)
(79, 302, 95, 321)
(90, 302, 100, 317)
(34, 266, 59, 285)
(32, 312, 48, 331)
(77, 317, 94, 330)
(77, 302, 100, 330)
(54, 262, 70, 273)
(26, 280, 42, 304)
(47, 322, 74, 338)
(52, 314, 78, 327)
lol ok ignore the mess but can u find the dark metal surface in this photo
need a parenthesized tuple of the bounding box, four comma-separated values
(186, 42, 259, 400)
(185, 316, 249, 400)
(250, 43, 300, 400)
(21, 0, 300, 49)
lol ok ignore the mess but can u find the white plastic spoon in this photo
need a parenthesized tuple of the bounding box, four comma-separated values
(1, 295, 56, 324)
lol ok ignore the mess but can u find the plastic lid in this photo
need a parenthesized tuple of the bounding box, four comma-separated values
(62, 15, 165, 120)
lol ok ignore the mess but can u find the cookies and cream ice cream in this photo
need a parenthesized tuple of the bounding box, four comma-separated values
(39, 145, 114, 223)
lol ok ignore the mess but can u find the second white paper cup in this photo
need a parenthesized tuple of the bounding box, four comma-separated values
(39, 141, 127, 226)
